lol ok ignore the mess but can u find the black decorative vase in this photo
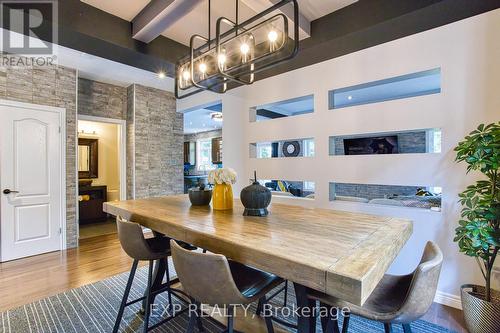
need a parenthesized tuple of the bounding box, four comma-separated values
(188, 183, 212, 206)
(240, 171, 271, 216)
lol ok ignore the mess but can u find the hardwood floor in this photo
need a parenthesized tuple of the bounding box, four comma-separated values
(0, 234, 467, 332)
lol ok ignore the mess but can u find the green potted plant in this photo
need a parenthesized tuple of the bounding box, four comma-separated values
(454, 122, 499, 333)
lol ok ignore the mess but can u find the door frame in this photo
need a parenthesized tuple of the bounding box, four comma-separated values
(0, 99, 67, 252)
(77, 115, 127, 201)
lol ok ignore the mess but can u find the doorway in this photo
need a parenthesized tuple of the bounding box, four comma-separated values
(77, 115, 126, 240)
(182, 103, 223, 193)
(0, 100, 65, 262)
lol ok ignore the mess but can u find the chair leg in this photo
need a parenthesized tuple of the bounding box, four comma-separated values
(227, 306, 234, 333)
(325, 305, 340, 333)
(142, 260, 154, 333)
(320, 303, 331, 333)
(186, 301, 202, 333)
(196, 302, 205, 332)
(384, 323, 392, 333)
(113, 260, 138, 333)
(402, 323, 412, 333)
(341, 311, 350, 333)
(185, 308, 197, 333)
(256, 298, 264, 316)
(283, 280, 289, 307)
(264, 313, 274, 333)
(165, 258, 173, 312)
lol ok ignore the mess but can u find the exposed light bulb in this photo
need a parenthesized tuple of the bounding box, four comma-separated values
(240, 43, 250, 54)
(218, 53, 226, 65)
(268, 30, 278, 42)
(240, 42, 250, 63)
(158, 71, 166, 79)
(198, 62, 207, 73)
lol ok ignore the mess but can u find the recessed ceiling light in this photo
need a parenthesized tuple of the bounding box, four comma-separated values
(158, 71, 166, 79)
(347, 95, 353, 100)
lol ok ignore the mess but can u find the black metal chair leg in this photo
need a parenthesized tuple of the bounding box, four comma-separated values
(196, 301, 205, 332)
(263, 299, 275, 333)
(283, 280, 289, 307)
(384, 323, 392, 333)
(402, 323, 412, 333)
(113, 260, 139, 333)
(256, 298, 264, 315)
(165, 259, 173, 312)
(341, 311, 350, 333)
(227, 306, 235, 333)
(264, 314, 275, 333)
(143, 260, 154, 333)
(319, 303, 331, 333)
(324, 305, 340, 333)
(185, 307, 197, 333)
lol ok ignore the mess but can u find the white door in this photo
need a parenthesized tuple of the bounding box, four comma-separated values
(0, 101, 63, 262)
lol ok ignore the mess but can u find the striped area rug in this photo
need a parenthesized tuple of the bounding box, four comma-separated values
(0, 259, 457, 333)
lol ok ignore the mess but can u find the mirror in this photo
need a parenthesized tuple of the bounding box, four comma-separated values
(78, 138, 98, 179)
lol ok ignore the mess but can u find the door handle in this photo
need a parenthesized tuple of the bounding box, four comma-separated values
(3, 189, 19, 195)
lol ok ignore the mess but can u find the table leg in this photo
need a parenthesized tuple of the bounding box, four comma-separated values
(293, 283, 316, 333)
(141, 258, 167, 312)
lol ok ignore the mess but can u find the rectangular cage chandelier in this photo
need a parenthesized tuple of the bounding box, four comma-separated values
(175, 0, 299, 99)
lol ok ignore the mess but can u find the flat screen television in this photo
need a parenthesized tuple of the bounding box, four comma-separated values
(343, 135, 398, 155)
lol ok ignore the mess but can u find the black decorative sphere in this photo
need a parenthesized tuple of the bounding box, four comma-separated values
(240, 171, 271, 216)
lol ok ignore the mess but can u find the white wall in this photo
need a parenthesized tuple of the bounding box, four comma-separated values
(177, 9, 500, 308)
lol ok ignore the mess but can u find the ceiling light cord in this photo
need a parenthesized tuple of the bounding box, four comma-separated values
(236, 0, 239, 36)
(208, 0, 211, 46)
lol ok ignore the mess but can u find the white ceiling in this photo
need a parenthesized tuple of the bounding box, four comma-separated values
(82, 0, 151, 21)
(184, 107, 223, 134)
(81, 0, 358, 46)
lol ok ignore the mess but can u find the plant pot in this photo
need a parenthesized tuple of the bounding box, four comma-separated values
(461, 284, 500, 333)
(212, 183, 233, 210)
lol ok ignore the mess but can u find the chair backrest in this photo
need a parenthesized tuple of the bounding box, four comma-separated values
(396, 241, 443, 323)
(170, 240, 247, 306)
(116, 216, 154, 261)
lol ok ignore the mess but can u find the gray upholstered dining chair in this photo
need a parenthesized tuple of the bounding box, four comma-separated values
(113, 216, 176, 333)
(309, 241, 443, 333)
(170, 240, 284, 333)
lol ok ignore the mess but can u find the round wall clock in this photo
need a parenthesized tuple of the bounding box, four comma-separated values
(282, 141, 300, 157)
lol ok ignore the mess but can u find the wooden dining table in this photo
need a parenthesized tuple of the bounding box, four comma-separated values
(104, 194, 412, 333)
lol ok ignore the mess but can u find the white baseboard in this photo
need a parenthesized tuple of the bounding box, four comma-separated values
(434, 291, 462, 310)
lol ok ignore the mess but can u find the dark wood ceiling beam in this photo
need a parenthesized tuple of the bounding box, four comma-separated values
(132, 0, 203, 43)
